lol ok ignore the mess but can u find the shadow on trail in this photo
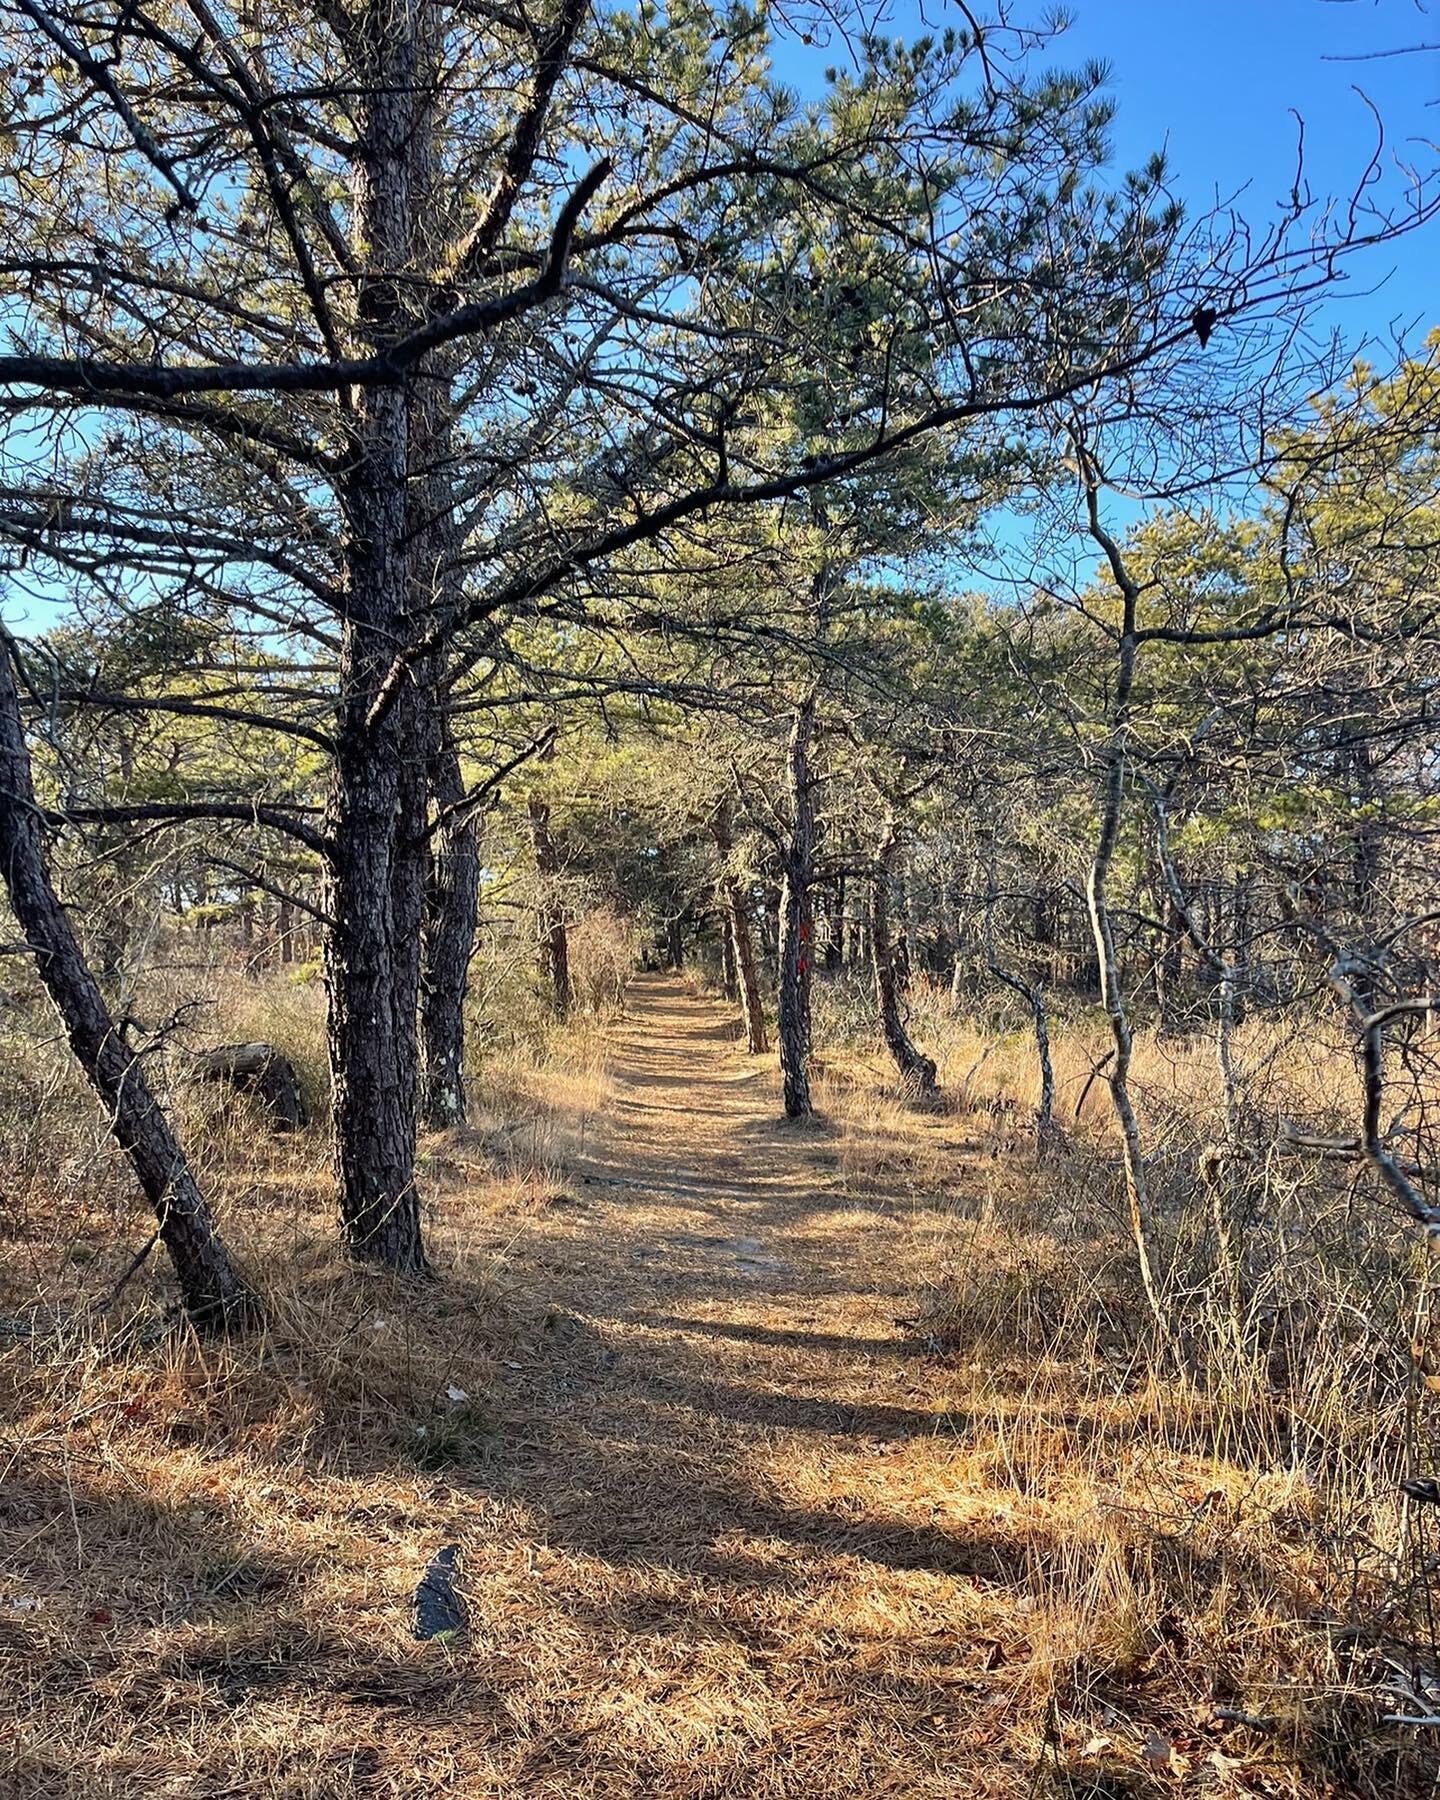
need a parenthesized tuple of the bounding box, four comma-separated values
(454, 1320, 1020, 1593)
(624, 1312, 927, 1359)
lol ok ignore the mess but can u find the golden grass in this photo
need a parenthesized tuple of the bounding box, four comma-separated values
(808, 973, 1440, 1797)
(0, 963, 1436, 1797)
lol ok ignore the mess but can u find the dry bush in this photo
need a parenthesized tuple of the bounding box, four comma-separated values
(808, 969, 1440, 1795)
(567, 907, 640, 1015)
(465, 913, 557, 1054)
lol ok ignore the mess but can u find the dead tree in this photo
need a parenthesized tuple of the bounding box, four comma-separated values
(194, 1042, 308, 1132)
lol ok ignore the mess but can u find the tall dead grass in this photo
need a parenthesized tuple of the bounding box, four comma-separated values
(0, 928, 615, 1798)
(4, 933, 1439, 1795)
(810, 970, 1440, 1795)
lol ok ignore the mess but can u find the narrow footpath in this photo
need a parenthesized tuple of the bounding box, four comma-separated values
(448, 976, 1029, 1798)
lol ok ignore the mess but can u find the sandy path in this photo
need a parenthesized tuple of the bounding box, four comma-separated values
(445, 976, 1029, 1798)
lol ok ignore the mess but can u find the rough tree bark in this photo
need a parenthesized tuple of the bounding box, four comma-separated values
(322, 2, 430, 1273)
(777, 690, 817, 1118)
(0, 641, 252, 1328)
(325, 537, 430, 1271)
(419, 714, 478, 1129)
(870, 814, 939, 1099)
(406, 40, 483, 1134)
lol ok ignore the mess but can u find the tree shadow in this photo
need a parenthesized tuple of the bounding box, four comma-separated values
(625, 1311, 934, 1358)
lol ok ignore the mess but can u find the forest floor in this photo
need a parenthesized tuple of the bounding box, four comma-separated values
(447, 972, 1012, 1795)
(2, 974, 1420, 1796)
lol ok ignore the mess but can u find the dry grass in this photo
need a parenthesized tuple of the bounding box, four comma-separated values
(1, 956, 1438, 1796)
(0, 948, 612, 1798)
(809, 971, 1440, 1797)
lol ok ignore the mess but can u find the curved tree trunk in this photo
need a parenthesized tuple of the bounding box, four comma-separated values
(777, 692, 816, 1118)
(0, 642, 253, 1329)
(870, 815, 939, 1099)
(1082, 477, 1167, 1335)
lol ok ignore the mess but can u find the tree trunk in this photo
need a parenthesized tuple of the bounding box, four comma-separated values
(419, 715, 477, 1129)
(1083, 483, 1167, 1335)
(870, 815, 939, 1099)
(322, 5, 430, 1274)
(777, 692, 817, 1118)
(895, 854, 916, 985)
(325, 634, 429, 1271)
(403, 12, 476, 1138)
(528, 769, 570, 1018)
(712, 813, 767, 1054)
(0, 641, 252, 1329)
(718, 899, 739, 1002)
(1088, 751, 1165, 1328)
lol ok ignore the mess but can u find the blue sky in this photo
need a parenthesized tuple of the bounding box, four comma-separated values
(761, 0, 1438, 576)
(6, 1, 1436, 630)
(1056, 0, 1437, 350)
(777, 0, 1439, 355)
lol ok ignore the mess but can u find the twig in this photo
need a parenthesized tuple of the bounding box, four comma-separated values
(90, 1232, 159, 1315)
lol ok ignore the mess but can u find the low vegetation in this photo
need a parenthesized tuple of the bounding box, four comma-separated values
(2, 0, 1439, 1791)
(0, 932, 1436, 1795)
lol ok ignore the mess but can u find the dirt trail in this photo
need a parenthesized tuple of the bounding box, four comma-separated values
(454, 976, 1026, 1798)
